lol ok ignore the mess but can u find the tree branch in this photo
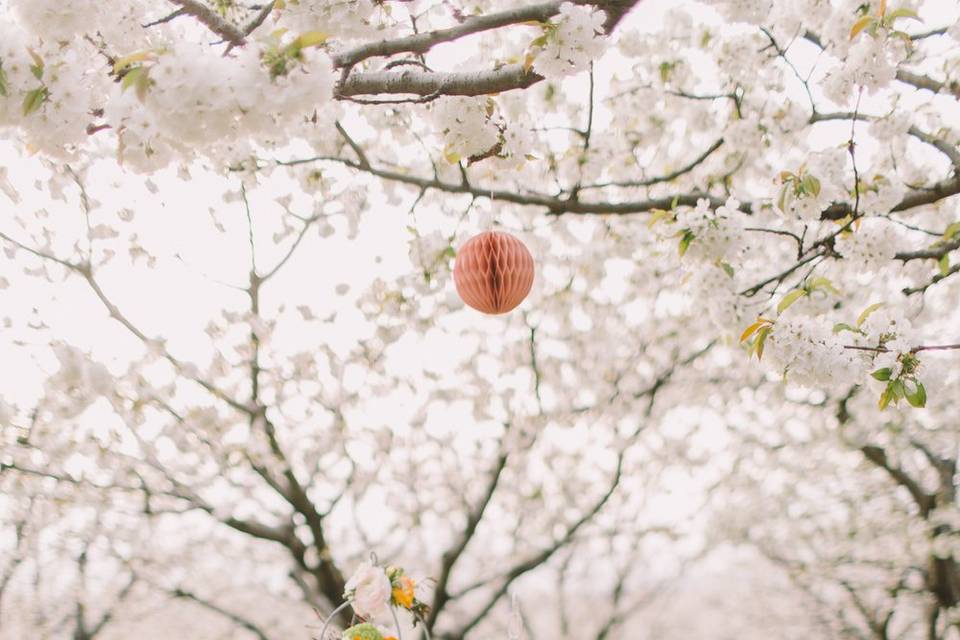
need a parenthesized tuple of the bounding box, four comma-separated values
(860, 445, 934, 517)
(448, 454, 624, 639)
(167, 0, 246, 45)
(425, 450, 509, 633)
(332, 2, 565, 69)
(171, 587, 273, 640)
(271, 153, 726, 215)
(338, 64, 543, 98)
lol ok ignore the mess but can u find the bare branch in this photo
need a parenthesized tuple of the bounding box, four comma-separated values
(895, 237, 960, 262)
(860, 445, 934, 517)
(576, 138, 725, 191)
(142, 8, 188, 29)
(812, 111, 960, 168)
(271, 154, 727, 215)
(425, 450, 510, 633)
(450, 454, 624, 639)
(171, 587, 273, 640)
(167, 0, 246, 45)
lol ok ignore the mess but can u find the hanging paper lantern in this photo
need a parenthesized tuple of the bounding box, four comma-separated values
(453, 230, 535, 314)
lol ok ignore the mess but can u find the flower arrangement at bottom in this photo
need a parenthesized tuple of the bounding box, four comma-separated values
(319, 556, 432, 640)
(340, 622, 396, 640)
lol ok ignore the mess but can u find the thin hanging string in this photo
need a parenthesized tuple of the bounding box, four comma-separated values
(319, 601, 351, 640)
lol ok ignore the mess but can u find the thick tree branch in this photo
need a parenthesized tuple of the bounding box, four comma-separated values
(336, 0, 641, 98)
(820, 175, 960, 221)
(332, 2, 566, 69)
(860, 445, 934, 517)
(339, 64, 543, 98)
(896, 69, 959, 98)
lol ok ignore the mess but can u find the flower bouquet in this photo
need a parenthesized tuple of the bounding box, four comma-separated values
(318, 556, 431, 640)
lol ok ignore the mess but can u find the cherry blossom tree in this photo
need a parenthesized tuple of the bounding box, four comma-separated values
(0, 0, 959, 638)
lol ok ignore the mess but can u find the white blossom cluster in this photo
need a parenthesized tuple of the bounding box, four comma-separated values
(275, 0, 381, 41)
(674, 197, 747, 264)
(822, 32, 911, 105)
(0, 1, 334, 166)
(407, 229, 452, 286)
(776, 149, 848, 220)
(430, 97, 502, 162)
(106, 42, 333, 171)
(834, 218, 902, 271)
(859, 174, 906, 217)
(45, 344, 113, 419)
(531, 3, 607, 78)
(766, 315, 864, 387)
(703, 0, 772, 25)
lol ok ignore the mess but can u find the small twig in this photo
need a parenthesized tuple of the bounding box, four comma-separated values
(167, 0, 246, 46)
(340, 91, 443, 105)
(843, 343, 960, 353)
(142, 7, 188, 28)
(335, 121, 371, 169)
(849, 87, 864, 218)
(903, 263, 960, 296)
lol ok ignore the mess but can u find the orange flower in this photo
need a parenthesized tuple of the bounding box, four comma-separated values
(392, 576, 415, 609)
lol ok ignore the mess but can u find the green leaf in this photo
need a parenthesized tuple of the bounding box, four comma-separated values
(777, 288, 807, 314)
(0, 65, 8, 98)
(890, 379, 906, 401)
(856, 302, 884, 328)
(719, 261, 735, 278)
(888, 29, 914, 48)
(529, 34, 549, 48)
(121, 66, 152, 102)
(647, 209, 674, 229)
(740, 318, 772, 344)
(290, 30, 328, 51)
(21, 87, 47, 116)
(905, 381, 926, 408)
(849, 14, 876, 40)
(886, 7, 920, 23)
(121, 66, 144, 91)
(807, 276, 840, 296)
(659, 61, 675, 83)
(678, 229, 695, 257)
(943, 221, 960, 241)
(879, 384, 893, 410)
(776, 184, 789, 213)
(27, 48, 44, 80)
(833, 322, 861, 334)
(870, 367, 892, 381)
(754, 325, 771, 360)
(113, 50, 153, 73)
(940, 254, 950, 277)
(801, 175, 821, 198)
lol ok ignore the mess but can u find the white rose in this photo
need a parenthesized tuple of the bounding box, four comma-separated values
(345, 562, 391, 620)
